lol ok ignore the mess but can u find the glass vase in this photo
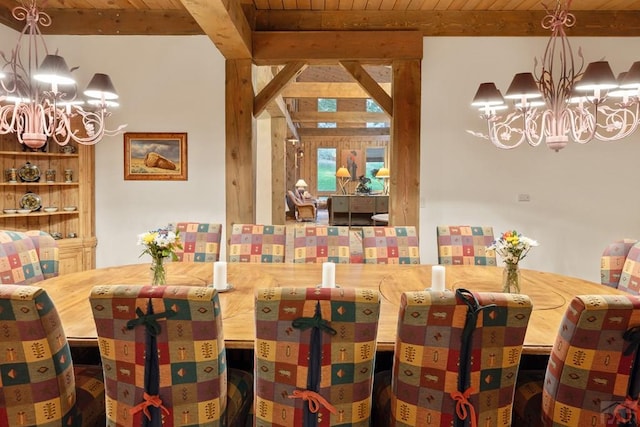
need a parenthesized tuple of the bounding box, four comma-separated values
(502, 263, 520, 293)
(150, 256, 167, 286)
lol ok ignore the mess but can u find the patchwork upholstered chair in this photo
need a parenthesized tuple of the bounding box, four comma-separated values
(174, 222, 222, 262)
(436, 225, 497, 266)
(601, 238, 638, 288)
(373, 289, 532, 427)
(0, 230, 47, 284)
(229, 224, 286, 263)
(90, 285, 253, 427)
(617, 242, 640, 295)
(254, 287, 381, 426)
(514, 294, 640, 426)
(289, 224, 352, 263)
(361, 226, 420, 264)
(25, 230, 59, 278)
(0, 285, 105, 427)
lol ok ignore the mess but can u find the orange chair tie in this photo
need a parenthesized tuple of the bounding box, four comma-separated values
(130, 392, 170, 420)
(289, 389, 338, 415)
(451, 387, 477, 427)
(613, 396, 639, 423)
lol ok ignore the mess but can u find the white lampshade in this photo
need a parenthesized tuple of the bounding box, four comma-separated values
(295, 179, 308, 188)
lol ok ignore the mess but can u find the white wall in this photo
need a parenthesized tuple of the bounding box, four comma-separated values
(421, 37, 640, 282)
(43, 34, 227, 267)
(8, 31, 640, 282)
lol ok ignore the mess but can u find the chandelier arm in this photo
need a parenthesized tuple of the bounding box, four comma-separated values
(593, 104, 640, 141)
(522, 107, 546, 147)
(484, 112, 529, 149)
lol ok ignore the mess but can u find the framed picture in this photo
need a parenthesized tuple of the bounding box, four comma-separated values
(124, 132, 187, 181)
(341, 149, 364, 181)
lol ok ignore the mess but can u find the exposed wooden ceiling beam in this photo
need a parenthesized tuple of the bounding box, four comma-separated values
(255, 66, 300, 141)
(253, 10, 640, 37)
(253, 31, 422, 65)
(298, 127, 390, 137)
(281, 82, 391, 99)
(254, 61, 307, 116)
(291, 111, 389, 124)
(179, 0, 252, 59)
(33, 9, 202, 35)
(340, 61, 393, 116)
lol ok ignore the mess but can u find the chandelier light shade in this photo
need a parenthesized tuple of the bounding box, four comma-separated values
(0, 1, 125, 150)
(469, 0, 640, 152)
(336, 167, 351, 195)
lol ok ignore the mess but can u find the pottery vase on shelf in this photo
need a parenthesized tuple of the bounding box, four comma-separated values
(502, 262, 520, 293)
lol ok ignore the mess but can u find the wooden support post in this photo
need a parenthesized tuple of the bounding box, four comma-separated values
(390, 59, 421, 228)
(271, 117, 286, 224)
(225, 59, 256, 255)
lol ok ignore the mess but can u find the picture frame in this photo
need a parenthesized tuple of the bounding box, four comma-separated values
(124, 132, 187, 181)
(341, 149, 364, 182)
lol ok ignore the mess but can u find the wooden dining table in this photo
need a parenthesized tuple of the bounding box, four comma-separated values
(39, 263, 626, 355)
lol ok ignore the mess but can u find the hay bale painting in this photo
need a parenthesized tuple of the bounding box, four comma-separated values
(124, 133, 187, 180)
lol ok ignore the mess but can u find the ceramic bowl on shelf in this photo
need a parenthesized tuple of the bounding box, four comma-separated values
(16, 209, 31, 214)
(43, 207, 58, 213)
(63, 206, 77, 212)
(3, 209, 17, 214)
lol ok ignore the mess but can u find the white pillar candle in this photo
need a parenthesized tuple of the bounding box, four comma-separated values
(431, 265, 446, 291)
(322, 262, 336, 288)
(213, 261, 227, 290)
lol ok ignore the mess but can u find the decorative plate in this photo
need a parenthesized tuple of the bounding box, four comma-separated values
(20, 192, 42, 211)
(18, 162, 40, 182)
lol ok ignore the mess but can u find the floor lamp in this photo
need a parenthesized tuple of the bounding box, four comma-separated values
(336, 167, 351, 195)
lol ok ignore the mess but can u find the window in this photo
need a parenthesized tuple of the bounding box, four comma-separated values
(366, 147, 385, 192)
(317, 148, 337, 192)
(366, 99, 386, 128)
(318, 98, 337, 128)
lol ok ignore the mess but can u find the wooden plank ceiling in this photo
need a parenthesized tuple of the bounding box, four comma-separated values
(2, 0, 637, 133)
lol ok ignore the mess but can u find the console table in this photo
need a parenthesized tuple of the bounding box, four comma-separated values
(329, 195, 388, 226)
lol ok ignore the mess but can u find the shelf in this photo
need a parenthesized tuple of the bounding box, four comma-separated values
(1, 211, 79, 218)
(0, 182, 78, 186)
(0, 150, 79, 158)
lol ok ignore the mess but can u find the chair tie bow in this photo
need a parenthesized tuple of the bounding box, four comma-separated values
(623, 326, 640, 357)
(292, 312, 337, 336)
(289, 389, 338, 415)
(613, 396, 640, 424)
(126, 306, 176, 336)
(130, 392, 170, 420)
(451, 387, 477, 427)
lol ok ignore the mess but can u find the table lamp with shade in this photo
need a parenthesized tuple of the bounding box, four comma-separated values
(295, 179, 308, 197)
(336, 167, 351, 195)
(376, 167, 390, 195)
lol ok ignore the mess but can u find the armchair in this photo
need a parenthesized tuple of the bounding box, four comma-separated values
(287, 190, 317, 222)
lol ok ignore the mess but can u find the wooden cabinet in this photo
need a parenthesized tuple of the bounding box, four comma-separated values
(0, 135, 96, 274)
(329, 195, 389, 226)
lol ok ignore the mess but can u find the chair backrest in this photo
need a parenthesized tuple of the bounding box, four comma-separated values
(436, 225, 497, 266)
(618, 241, 640, 295)
(90, 285, 228, 426)
(541, 294, 640, 425)
(174, 222, 222, 262)
(254, 287, 381, 426)
(26, 230, 59, 279)
(229, 224, 286, 263)
(601, 238, 638, 288)
(290, 224, 351, 263)
(361, 226, 420, 264)
(0, 285, 82, 426)
(0, 230, 45, 284)
(389, 289, 532, 426)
